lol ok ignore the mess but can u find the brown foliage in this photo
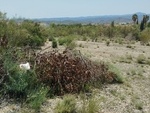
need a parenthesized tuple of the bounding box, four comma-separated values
(35, 50, 116, 95)
(0, 35, 8, 48)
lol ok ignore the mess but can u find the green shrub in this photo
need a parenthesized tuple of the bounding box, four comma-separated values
(66, 41, 77, 50)
(140, 28, 150, 44)
(78, 96, 99, 113)
(26, 86, 48, 110)
(52, 38, 58, 48)
(106, 40, 110, 46)
(108, 64, 124, 83)
(87, 98, 99, 113)
(137, 54, 146, 64)
(82, 36, 87, 41)
(58, 35, 75, 46)
(4, 57, 37, 98)
(55, 95, 76, 113)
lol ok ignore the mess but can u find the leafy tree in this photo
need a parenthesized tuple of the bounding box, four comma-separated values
(132, 14, 138, 24)
(147, 22, 150, 27)
(140, 20, 145, 31)
(111, 21, 115, 27)
(143, 15, 149, 25)
(0, 11, 7, 20)
(140, 15, 149, 31)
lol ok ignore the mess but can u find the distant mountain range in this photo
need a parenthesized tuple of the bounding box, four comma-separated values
(33, 12, 150, 24)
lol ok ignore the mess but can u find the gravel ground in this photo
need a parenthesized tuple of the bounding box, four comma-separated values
(0, 41, 150, 113)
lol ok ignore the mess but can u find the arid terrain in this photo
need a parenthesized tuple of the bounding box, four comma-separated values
(0, 40, 150, 113)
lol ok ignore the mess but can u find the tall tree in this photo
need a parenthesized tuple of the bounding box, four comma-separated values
(132, 14, 138, 24)
(143, 15, 149, 25)
(140, 15, 150, 31)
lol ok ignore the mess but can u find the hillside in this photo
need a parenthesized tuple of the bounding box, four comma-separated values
(33, 12, 150, 24)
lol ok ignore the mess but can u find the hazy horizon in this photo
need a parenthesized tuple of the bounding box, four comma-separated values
(0, 0, 150, 19)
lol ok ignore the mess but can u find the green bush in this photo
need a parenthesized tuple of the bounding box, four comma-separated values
(26, 86, 48, 110)
(3, 55, 37, 98)
(87, 98, 99, 113)
(106, 40, 110, 46)
(137, 54, 147, 64)
(0, 47, 48, 111)
(108, 63, 124, 83)
(55, 95, 76, 113)
(52, 38, 58, 48)
(78, 95, 99, 113)
(66, 41, 77, 50)
(140, 28, 150, 44)
(58, 35, 75, 46)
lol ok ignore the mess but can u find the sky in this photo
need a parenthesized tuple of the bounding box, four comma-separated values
(0, 0, 150, 19)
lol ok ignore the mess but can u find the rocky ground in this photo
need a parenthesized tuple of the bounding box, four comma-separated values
(0, 41, 150, 113)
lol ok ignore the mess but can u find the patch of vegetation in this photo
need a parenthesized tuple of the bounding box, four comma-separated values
(78, 95, 99, 113)
(78, 43, 84, 48)
(52, 38, 58, 48)
(26, 86, 48, 110)
(140, 28, 150, 44)
(55, 95, 76, 113)
(106, 40, 110, 46)
(137, 54, 147, 64)
(0, 47, 48, 111)
(58, 35, 75, 46)
(119, 55, 132, 63)
(132, 95, 143, 110)
(107, 63, 124, 83)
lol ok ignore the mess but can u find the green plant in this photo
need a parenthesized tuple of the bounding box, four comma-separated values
(82, 36, 87, 41)
(66, 41, 77, 50)
(135, 101, 143, 110)
(1, 47, 48, 110)
(79, 96, 99, 113)
(137, 54, 146, 64)
(87, 98, 99, 113)
(55, 95, 76, 113)
(140, 28, 150, 44)
(26, 86, 48, 110)
(108, 63, 124, 83)
(126, 45, 132, 48)
(52, 38, 58, 48)
(58, 35, 75, 46)
(106, 40, 110, 46)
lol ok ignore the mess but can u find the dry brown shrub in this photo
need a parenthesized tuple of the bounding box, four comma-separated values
(35, 50, 116, 95)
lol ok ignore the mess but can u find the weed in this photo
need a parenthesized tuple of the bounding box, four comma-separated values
(83, 36, 87, 41)
(131, 95, 143, 110)
(26, 86, 48, 110)
(135, 101, 143, 110)
(79, 43, 84, 48)
(106, 40, 110, 46)
(110, 89, 117, 96)
(52, 38, 58, 48)
(137, 54, 146, 64)
(119, 56, 131, 63)
(87, 98, 99, 113)
(78, 95, 99, 113)
(66, 41, 77, 50)
(130, 69, 136, 75)
(58, 35, 75, 46)
(108, 63, 124, 83)
(55, 94, 76, 113)
(126, 54, 133, 60)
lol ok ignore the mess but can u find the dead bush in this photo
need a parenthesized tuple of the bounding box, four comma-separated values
(35, 50, 119, 95)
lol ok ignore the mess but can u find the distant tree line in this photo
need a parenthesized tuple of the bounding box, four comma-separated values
(1, 11, 150, 48)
